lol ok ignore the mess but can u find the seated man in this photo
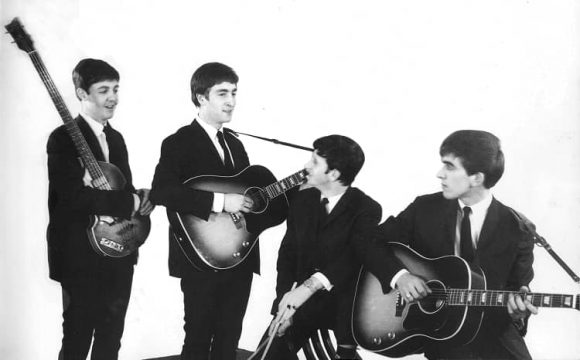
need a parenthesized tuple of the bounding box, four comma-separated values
(262, 135, 382, 359)
(357, 130, 538, 359)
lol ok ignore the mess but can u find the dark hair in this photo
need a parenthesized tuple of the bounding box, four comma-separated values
(72, 58, 119, 98)
(313, 135, 365, 186)
(190, 62, 238, 106)
(440, 130, 504, 188)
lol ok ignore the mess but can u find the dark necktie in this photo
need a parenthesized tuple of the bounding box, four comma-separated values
(216, 131, 234, 171)
(319, 197, 329, 223)
(460, 206, 474, 263)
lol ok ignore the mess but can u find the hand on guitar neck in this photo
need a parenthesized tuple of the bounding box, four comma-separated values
(508, 285, 539, 324)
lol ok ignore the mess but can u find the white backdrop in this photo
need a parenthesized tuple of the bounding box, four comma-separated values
(1, 1, 579, 359)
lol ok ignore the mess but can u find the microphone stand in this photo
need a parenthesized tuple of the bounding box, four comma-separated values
(225, 128, 314, 152)
(510, 208, 580, 285)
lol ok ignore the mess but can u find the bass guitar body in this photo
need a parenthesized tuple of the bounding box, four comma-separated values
(88, 161, 151, 257)
(352, 243, 486, 357)
(169, 165, 292, 271)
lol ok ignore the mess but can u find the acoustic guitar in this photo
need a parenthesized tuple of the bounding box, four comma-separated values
(352, 242, 580, 357)
(6, 18, 151, 257)
(169, 165, 307, 270)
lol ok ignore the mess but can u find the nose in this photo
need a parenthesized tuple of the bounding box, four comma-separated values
(226, 93, 236, 107)
(436, 167, 445, 179)
(109, 91, 119, 103)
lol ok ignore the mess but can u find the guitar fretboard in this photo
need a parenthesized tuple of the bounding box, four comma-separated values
(263, 170, 308, 199)
(446, 289, 579, 309)
(27, 50, 110, 190)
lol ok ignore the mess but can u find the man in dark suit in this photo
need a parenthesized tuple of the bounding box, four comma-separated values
(261, 135, 382, 359)
(150, 62, 257, 360)
(357, 130, 538, 359)
(47, 58, 154, 360)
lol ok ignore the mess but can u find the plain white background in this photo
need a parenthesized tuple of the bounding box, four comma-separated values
(1, 1, 579, 359)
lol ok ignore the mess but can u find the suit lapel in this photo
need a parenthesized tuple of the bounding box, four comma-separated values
(477, 197, 500, 252)
(441, 199, 458, 255)
(320, 187, 354, 229)
(77, 116, 106, 162)
(191, 119, 227, 170)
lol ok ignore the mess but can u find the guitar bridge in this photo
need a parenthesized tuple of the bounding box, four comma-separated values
(230, 213, 241, 224)
(395, 291, 405, 317)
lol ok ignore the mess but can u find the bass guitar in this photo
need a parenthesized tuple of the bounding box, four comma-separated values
(352, 242, 580, 358)
(169, 165, 307, 270)
(6, 18, 151, 257)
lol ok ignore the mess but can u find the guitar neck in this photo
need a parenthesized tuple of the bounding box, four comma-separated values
(446, 289, 579, 310)
(27, 51, 110, 190)
(263, 169, 308, 199)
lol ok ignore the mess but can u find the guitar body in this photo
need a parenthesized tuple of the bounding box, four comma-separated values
(168, 165, 290, 270)
(87, 161, 151, 257)
(352, 243, 486, 357)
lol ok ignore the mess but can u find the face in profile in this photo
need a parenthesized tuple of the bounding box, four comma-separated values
(436, 154, 475, 200)
(199, 81, 237, 127)
(79, 79, 119, 122)
(304, 150, 334, 188)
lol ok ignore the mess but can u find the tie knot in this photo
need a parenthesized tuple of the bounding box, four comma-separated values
(216, 130, 225, 141)
(463, 206, 472, 217)
(321, 198, 329, 206)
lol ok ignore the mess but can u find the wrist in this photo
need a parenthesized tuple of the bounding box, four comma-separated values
(303, 276, 323, 293)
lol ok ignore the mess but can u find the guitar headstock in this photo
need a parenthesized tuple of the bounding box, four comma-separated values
(5, 18, 35, 54)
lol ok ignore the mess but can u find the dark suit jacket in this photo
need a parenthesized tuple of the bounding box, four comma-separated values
(358, 192, 534, 357)
(273, 187, 382, 327)
(47, 116, 136, 282)
(150, 119, 257, 277)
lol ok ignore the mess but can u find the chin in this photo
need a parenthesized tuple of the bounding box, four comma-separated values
(441, 191, 458, 200)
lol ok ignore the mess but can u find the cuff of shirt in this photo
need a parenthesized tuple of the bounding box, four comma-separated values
(212, 193, 225, 212)
(132, 193, 141, 214)
(312, 272, 333, 291)
(390, 269, 409, 289)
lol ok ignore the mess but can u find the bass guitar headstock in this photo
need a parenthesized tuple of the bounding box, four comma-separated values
(5, 17, 35, 54)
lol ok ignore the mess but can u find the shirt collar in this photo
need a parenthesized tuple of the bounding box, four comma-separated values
(322, 189, 347, 213)
(196, 115, 222, 139)
(458, 191, 493, 215)
(81, 111, 106, 136)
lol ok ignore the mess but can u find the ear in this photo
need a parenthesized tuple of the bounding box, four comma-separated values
(76, 87, 88, 100)
(470, 172, 485, 187)
(196, 93, 207, 105)
(329, 168, 341, 182)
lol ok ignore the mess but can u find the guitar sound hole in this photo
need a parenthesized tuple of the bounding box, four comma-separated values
(418, 280, 446, 314)
(245, 187, 268, 213)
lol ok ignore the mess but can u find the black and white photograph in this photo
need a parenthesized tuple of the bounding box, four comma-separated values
(1, 1, 579, 359)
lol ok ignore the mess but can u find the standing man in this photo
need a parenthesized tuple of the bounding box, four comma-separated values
(47, 58, 154, 360)
(263, 135, 382, 359)
(151, 62, 256, 360)
(357, 130, 537, 359)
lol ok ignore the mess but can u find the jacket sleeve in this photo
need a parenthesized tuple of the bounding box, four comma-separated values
(323, 200, 382, 289)
(272, 209, 299, 314)
(355, 199, 419, 293)
(150, 135, 214, 220)
(47, 128, 134, 218)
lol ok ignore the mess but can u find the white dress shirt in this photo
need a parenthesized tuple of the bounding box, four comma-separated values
(196, 117, 234, 212)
